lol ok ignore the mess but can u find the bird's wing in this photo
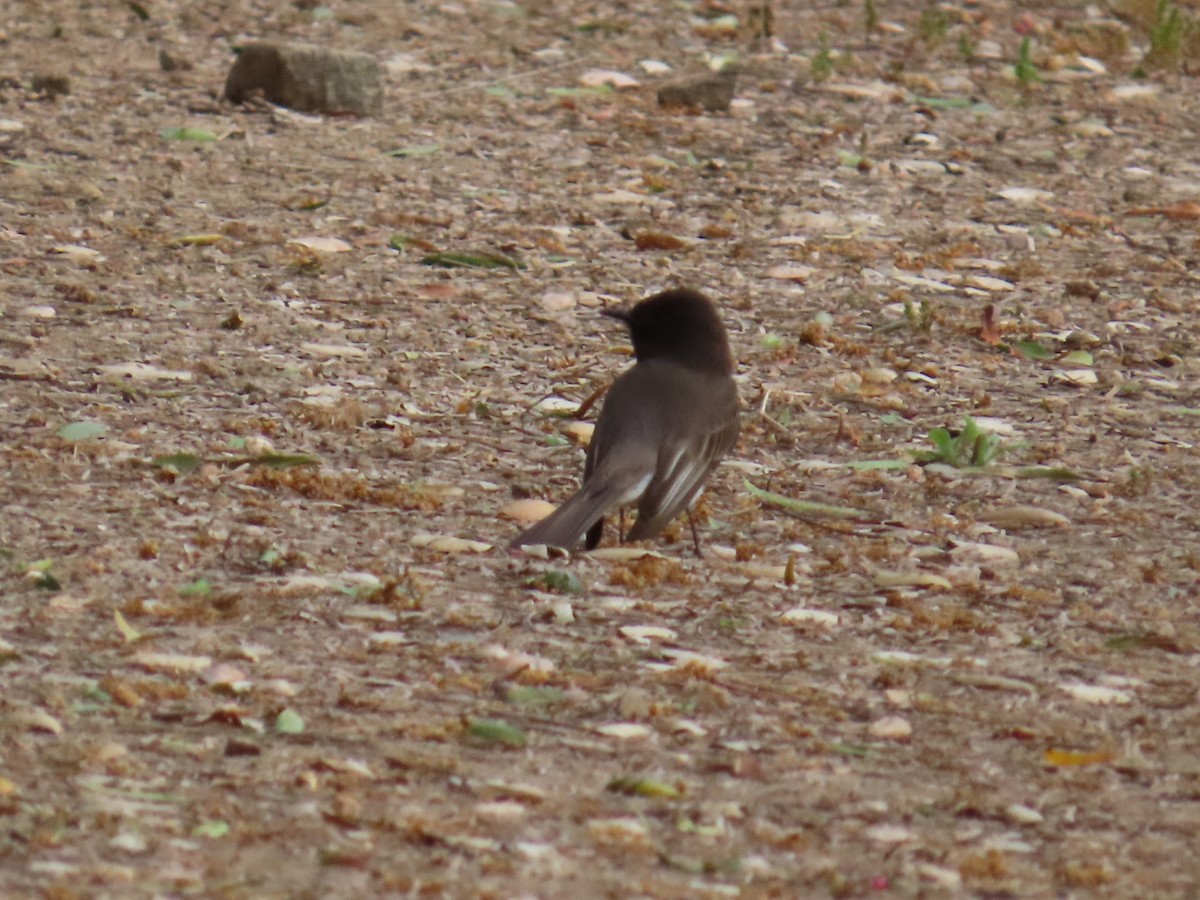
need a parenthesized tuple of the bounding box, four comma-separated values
(626, 403, 740, 541)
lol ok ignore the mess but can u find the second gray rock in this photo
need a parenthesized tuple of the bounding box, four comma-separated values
(224, 42, 383, 117)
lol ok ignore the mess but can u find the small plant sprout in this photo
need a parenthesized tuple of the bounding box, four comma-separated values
(1146, 0, 1187, 71)
(1014, 37, 1042, 85)
(919, 7, 950, 43)
(917, 417, 1007, 468)
(812, 32, 834, 81)
(903, 297, 936, 331)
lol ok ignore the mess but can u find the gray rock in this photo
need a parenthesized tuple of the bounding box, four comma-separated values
(657, 70, 736, 113)
(224, 42, 383, 117)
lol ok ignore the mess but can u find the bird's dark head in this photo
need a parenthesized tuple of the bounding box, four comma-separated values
(603, 288, 734, 374)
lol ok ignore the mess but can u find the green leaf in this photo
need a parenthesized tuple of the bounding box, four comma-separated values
(1062, 350, 1093, 366)
(466, 717, 527, 748)
(192, 820, 230, 839)
(971, 432, 1002, 467)
(382, 143, 441, 158)
(160, 127, 218, 143)
(168, 233, 223, 247)
(574, 19, 627, 35)
(1014, 36, 1042, 85)
(114, 610, 141, 643)
(388, 234, 410, 251)
(525, 570, 584, 594)
(57, 420, 107, 442)
(420, 251, 526, 271)
(927, 428, 956, 461)
(911, 95, 973, 109)
(830, 743, 871, 757)
(606, 775, 682, 798)
(275, 708, 304, 734)
(917, 417, 1007, 469)
(844, 459, 910, 471)
(1105, 633, 1183, 653)
(229, 453, 320, 469)
(3, 158, 53, 171)
(178, 578, 212, 597)
(151, 453, 202, 473)
(744, 480, 869, 520)
(1013, 340, 1054, 360)
(545, 85, 613, 98)
(502, 685, 565, 706)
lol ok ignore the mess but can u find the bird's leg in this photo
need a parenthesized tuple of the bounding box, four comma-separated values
(585, 517, 604, 551)
(687, 510, 703, 558)
(618, 507, 627, 542)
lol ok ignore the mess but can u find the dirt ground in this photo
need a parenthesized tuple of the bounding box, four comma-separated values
(3, 0, 1200, 896)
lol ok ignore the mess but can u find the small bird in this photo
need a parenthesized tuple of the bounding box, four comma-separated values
(511, 287, 740, 553)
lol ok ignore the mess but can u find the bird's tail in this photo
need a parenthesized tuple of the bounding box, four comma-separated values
(509, 484, 617, 551)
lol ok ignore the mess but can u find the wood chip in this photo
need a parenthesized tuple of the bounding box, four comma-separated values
(983, 507, 1070, 530)
(1060, 682, 1132, 705)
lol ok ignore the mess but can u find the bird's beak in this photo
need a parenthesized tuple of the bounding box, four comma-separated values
(601, 305, 631, 322)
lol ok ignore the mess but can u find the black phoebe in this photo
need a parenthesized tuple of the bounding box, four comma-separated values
(511, 287, 740, 552)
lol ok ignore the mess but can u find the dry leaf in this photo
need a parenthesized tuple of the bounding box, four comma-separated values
(500, 499, 555, 523)
(595, 723, 652, 739)
(983, 507, 1070, 529)
(1044, 747, 1118, 766)
(132, 652, 213, 672)
(873, 571, 952, 590)
(563, 421, 594, 445)
(633, 231, 685, 251)
(780, 607, 839, 628)
(579, 69, 639, 89)
(11, 708, 63, 735)
(1125, 201, 1200, 220)
(99, 363, 193, 382)
(587, 547, 669, 561)
(290, 235, 353, 253)
(765, 264, 814, 282)
(868, 716, 912, 740)
(1060, 683, 1132, 705)
(409, 533, 492, 553)
(300, 343, 367, 358)
(619, 625, 677, 643)
(979, 304, 1002, 345)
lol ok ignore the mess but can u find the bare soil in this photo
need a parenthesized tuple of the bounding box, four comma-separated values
(2, 1, 1200, 897)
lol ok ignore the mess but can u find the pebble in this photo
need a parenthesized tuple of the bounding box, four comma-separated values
(657, 71, 736, 112)
(869, 716, 913, 740)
